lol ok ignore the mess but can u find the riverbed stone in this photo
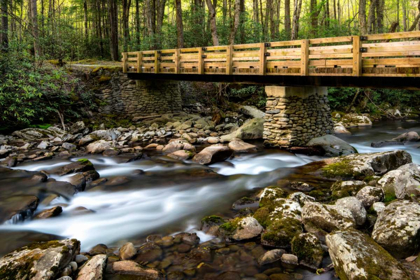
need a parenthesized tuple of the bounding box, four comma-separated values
(287, 192, 315, 206)
(330, 180, 366, 199)
(107, 260, 163, 279)
(291, 233, 323, 269)
(0, 195, 39, 223)
(134, 243, 163, 263)
(119, 242, 136, 260)
(57, 160, 95, 176)
(33, 206, 63, 219)
(356, 186, 384, 208)
(392, 131, 420, 142)
(307, 135, 357, 157)
(326, 229, 409, 280)
(302, 202, 356, 232)
(167, 150, 193, 161)
(76, 254, 107, 280)
(192, 144, 233, 165)
(228, 139, 257, 153)
(376, 163, 420, 199)
(0, 239, 80, 280)
(372, 200, 420, 258)
(257, 249, 285, 266)
(261, 217, 303, 248)
(86, 140, 112, 154)
(231, 217, 264, 241)
(335, 197, 366, 226)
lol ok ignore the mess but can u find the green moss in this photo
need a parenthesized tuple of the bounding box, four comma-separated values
(291, 234, 323, 267)
(253, 207, 271, 228)
(220, 217, 243, 233)
(384, 193, 397, 203)
(322, 159, 362, 179)
(261, 218, 302, 248)
(201, 215, 225, 224)
(98, 75, 112, 83)
(77, 158, 93, 167)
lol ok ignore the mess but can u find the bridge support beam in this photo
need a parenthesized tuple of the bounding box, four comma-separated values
(263, 86, 334, 147)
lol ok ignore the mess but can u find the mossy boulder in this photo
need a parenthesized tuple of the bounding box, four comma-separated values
(219, 217, 263, 241)
(331, 180, 366, 199)
(326, 229, 409, 280)
(55, 159, 95, 176)
(307, 135, 358, 157)
(291, 233, 323, 270)
(0, 239, 80, 280)
(259, 187, 286, 208)
(356, 186, 384, 208)
(372, 200, 420, 259)
(376, 163, 420, 199)
(261, 217, 303, 248)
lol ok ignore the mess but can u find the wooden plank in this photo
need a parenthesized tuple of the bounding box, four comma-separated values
(198, 48, 204, 74)
(142, 50, 155, 54)
(180, 53, 199, 60)
(362, 51, 420, 57)
(136, 52, 142, 73)
(204, 58, 227, 62)
(309, 36, 352, 45)
(266, 55, 301, 60)
(174, 49, 180, 74)
(232, 62, 260, 68)
(160, 49, 176, 54)
(365, 44, 420, 53)
(309, 46, 353, 55)
(180, 47, 200, 52)
(301, 39, 309, 76)
(226, 45, 233, 75)
(270, 41, 302, 47)
(309, 59, 353, 67)
(122, 52, 128, 73)
(309, 53, 353, 59)
(259, 43, 267, 75)
(205, 46, 228, 51)
(233, 43, 261, 50)
(267, 61, 301, 67)
(205, 53, 228, 59)
(363, 58, 420, 66)
(268, 49, 301, 56)
(363, 40, 420, 48)
(352, 36, 362, 76)
(233, 51, 260, 58)
(366, 31, 420, 41)
(154, 50, 159, 74)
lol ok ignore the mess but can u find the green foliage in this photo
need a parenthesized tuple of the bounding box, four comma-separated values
(228, 86, 266, 110)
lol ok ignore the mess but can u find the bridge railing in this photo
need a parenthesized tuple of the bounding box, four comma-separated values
(122, 31, 420, 77)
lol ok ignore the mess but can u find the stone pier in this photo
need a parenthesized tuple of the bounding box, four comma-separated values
(263, 86, 334, 147)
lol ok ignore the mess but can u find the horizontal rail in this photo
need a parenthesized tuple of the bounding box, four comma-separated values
(122, 31, 420, 78)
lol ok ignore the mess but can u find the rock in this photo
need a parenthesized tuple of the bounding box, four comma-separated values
(392, 131, 419, 142)
(228, 139, 257, 153)
(326, 229, 409, 280)
(341, 113, 372, 127)
(62, 142, 77, 151)
(221, 118, 264, 142)
(291, 233, 323, 269)
(232, 197, 259, 210)
(57, 277, 72, 280)
(45, 180, 78, 197)
(107, 260, 163, 279)
(331, 180, 366, 199)
(37, 140, 50, 149)
(33, 206, 63, 219)
(302, 202, 355, 233)
(372, 200, 420, 258)
(333, 122, 351, 135)
(89, 244, 108, 255)
(201, 215, 226, 235)
(86, 140, 112, 154)
(335, 197, 366, 226)
(307, 135, 357, 157)
(134, 243, 162, 263)
(192, 144, 233, 165)
(287, 192, 315, 206)
(0, 239, 80, 280)
(104, 176, 130, 186)
(231, 217, 264, 241)
(261, 218, 303, 248)
(258, 249, 285, 266)
(75, 254, 88, 264)
(57, 160, 95, 176)
(371, 141, 402, 148)
(322, 150, 412, 179)
(268, 198, 302, 221)
(281, 254, 298, 268)
(372, 202, 386, 214)
(0, 195, 39, 223)
(167, 150, 193, 161)
(240, 105, 266, 119)
(120, 242, 136, 260)
(289, 182, 313, 192)
(76, 254, 107, 280)
(356, 186, 384, 208)
(207, 137, 219, 144)
(377, 163, 420, 199)
(5, 157, 17, 167)
(70, 121, 86, 134)
(162, 140, 195, 155)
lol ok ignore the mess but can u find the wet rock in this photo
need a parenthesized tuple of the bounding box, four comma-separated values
(75, 254, 88, 264)
(392, 131, 419, 142)
(57, 160, 95, 176)
(333, 122, 351, 135)
(241, 105, 265, 119)
(261, 218, 303, 248)
(289, 182, 313, 192)
(231, 217, 264, 241)
(341, 113, 372, 127)
(371, 141, 402, 148)
(192, 144, 233, 165)
(377, 163, 420, 199)
(207, 137, 219, 144)
(221, 118, 264, 142)
(34, 206, 63, 219)
(30, 173, 48, 183)
(76, 254, 107, 280)
(201, 215, 226, 235)
(326, 229, 409, 280)
(134, 243, 163, 263)
(103, 149, 120, 157)
(62, 142, 77, 151)
(174, 232, 200, 246)
(86, 140, 112, 154)
(4, 157, 17, 167)
(302, 202, 355, 233)
(119, 242, 136, 260)
(331, 180, 366, 199)
(287, 192, 315, 206)
(167, 150, 194, 161)
(105, 176, 130, 186)
(0, 195, 39, 223)
(89, 244, 108, 255)
(258, 249, 285, 266)
(107, 260, 163, 279)
(291, 233, 323, 269)
(356, 186, 384, 208)
(232, 197, 259, 210)
(70, 121, 86, 134)
(46, 180, 78, 196)
(37, 140, 50, 149)
(335, 197, 366, 226)
(372, 202, 386, 214)
(0, 239, 80, 280)
(372, 200, 420, 258)
(162, 139, 195, 155)
(281, 253, 298, 269)
(228, 139, 257, 153)
(307, 135, 357, 157)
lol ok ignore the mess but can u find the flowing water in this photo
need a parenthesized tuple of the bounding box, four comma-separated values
(0, 120, 419, 278)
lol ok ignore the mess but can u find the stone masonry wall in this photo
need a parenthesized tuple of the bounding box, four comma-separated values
(264, 86, 334, 147)
(93, 71, 182, 118)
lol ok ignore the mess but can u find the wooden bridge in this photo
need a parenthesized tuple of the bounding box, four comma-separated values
(122, 31, 420, 89)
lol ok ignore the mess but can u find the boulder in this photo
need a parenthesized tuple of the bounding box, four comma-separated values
(307, 135, 357, 157)
(162, 139, 195, 155)
(287, 192, 316, 206)
(221, 118, 264, 142)
(261, 217, 303, 248)
(333, 122, 351, 135)
(377, 163, 420, 199)
(257, 249, 285, 266)
(331, 180, 366, 199)
(356, 186, 384, 208)
(33, 206, 63, 219)
(326, 229, 409, 280)
(192, 144, 233, 165)
(231, 217, 264, 241)
(392, 131, 419, 142)
(335, 197, 366, 226)
(37, 141, 50, 150)
(371, 141, 402, 148)
(341, 113, 372, 127)
(240, 105, 265, 119)
(0, 239, 80, 280)
(291, 233, 323, 269)
(302, 202, 355, 232)
(167, 150, 193, 161)
(372, 200, 420, 258)
(0, 195, 39, 223)
(119, 242, 136, 260)
(76, 254, 107, 280)
(228, 139, 257, 153)
(62, 142, 77, 151)
(69, 121, 86, 134)
(56, 160, 95, 176)
(107, 260, 163, 279)
(86, 140, 112, 154)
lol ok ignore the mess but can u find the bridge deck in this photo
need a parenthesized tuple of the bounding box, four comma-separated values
(122, 31, 420, 89)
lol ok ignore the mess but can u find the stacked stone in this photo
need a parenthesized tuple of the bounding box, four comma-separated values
(264, 86, 334, 147)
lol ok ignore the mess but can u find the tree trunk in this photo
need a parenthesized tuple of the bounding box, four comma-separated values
(264, 0, 271, 39)
(156, 0, 166, 48)
(206, 0, 219, 45)
(108, 0, 119, 60)
(408, 0, 420, 31)
(84, 0, 88, 43)
(175, 0, 184, 48)
(403, 0, 407, 31)
(310, 0, 319, 36)
(239, 0, 245, 43)
(0, 0, 8, 51)
(253, 0, 259, 22)
(367, 0, 377, 33)
(223, 0, 227, 25)
(31, 0, 41, 57)
(145, 0, 156, 49)
(291, 0, 302, 39)
(122, 0, 131, 51)
(135, 0, 140, 46)
(359, 0, 367, 34)
(376, 0, 384, 32)
(284, 0, 291, 38)
(229, 0, 240, 44)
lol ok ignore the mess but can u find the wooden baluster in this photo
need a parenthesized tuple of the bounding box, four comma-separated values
(154, 50, 159, 74)
(174, 49, 180, 74)
(352, 36, 362, 77)
(198, 48, 204, 74)
(226, 45, 233, 75)
(122, 52, 127, 73)
(137, 51, 142, 73)
(259, 43, 267, 75)
(300, 39, 309, 76)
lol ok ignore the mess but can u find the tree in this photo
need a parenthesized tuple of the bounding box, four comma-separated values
(291, 0, 303, 39)
(30, 0, 41, 57)
(409, 0, 420, 31)
(284, 0, 291, 39)
(229, 0, 240, 44)
(206, 0, 219, 46)
(175, 0, 184, 48)
(108, 0, 119, 60)
(0, 0, 8, 51)
(122, 0, 132, 52)
(359, 0, 367, 34)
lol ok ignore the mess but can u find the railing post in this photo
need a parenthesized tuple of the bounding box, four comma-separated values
(122, 52, 127, 73)
(301, 39, 309, 76)
(136, 51, 142, 73)
(352, 36, 362, 77)
(226, 45, 233, 75)
(174, 49, 180, 74)
(259, 43, 267, 75)
(198, 47, 204, 74)
(154, 50, 159, 74)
